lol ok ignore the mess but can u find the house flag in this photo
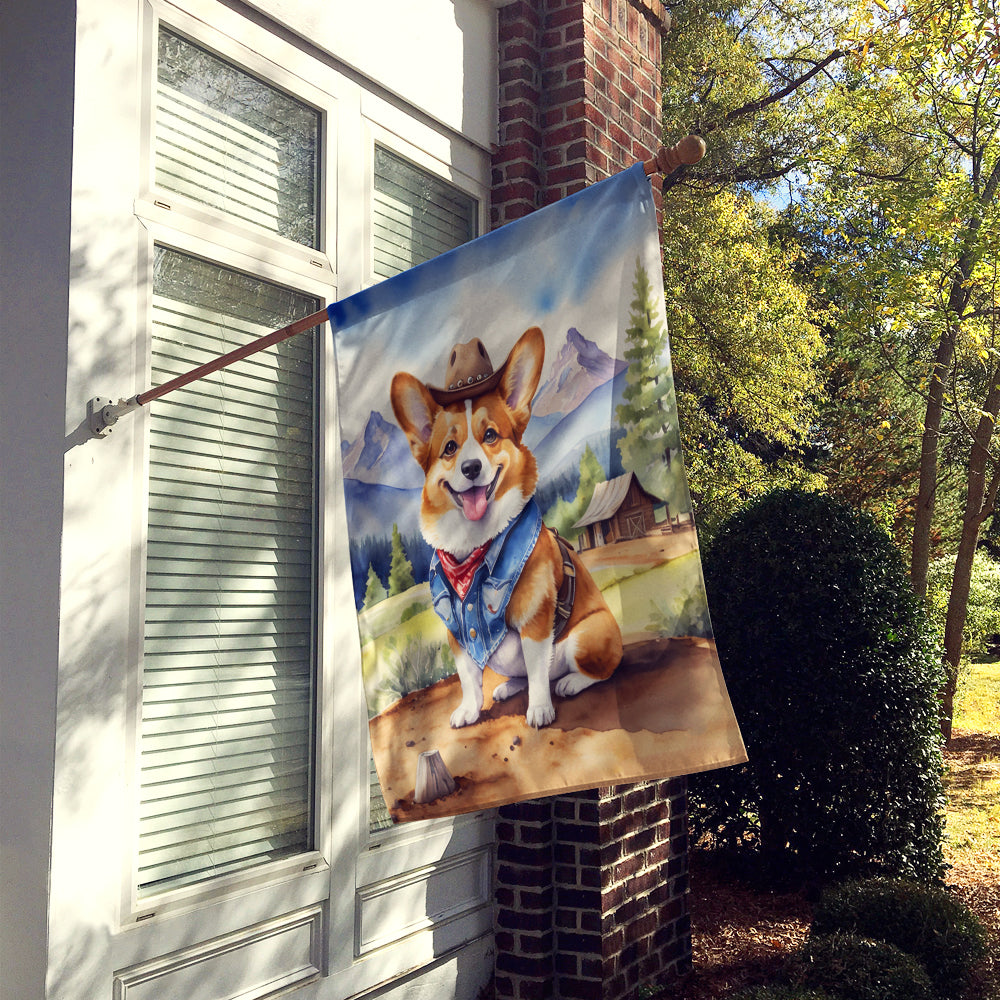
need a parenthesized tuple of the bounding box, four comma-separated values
(329, 164, 746, 822)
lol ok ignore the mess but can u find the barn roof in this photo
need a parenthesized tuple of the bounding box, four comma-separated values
(573, 472, 636, 529)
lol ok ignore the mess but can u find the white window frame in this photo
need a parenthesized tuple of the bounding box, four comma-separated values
(123, 0, 340, 930)
(112, 0, 497, 991)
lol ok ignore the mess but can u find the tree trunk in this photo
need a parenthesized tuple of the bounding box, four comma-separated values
(940, 377, 1000, 740)
(910, 328, 955, 597)
(910, 160, 1000, 596)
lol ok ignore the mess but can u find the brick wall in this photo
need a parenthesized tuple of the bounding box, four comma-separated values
(492, 0, 668, 228)
(489, 3, 691, 998)
(494, 781, 691, 1000)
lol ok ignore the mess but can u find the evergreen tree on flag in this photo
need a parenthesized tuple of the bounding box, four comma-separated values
(616, 258, 681, 503)
(363, 563, 387, 608)
(387, 523, 415, 597)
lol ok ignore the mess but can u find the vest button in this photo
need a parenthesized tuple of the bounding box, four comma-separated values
(469, 628, 477, 639)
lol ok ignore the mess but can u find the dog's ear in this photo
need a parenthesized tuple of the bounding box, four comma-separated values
(501, 327, 545, 434)
(390, 372, 439, 467)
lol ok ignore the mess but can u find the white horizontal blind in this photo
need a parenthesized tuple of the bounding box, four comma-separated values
(139, 247, 318, 895)
(368, 148, 477, 832)
(156, 27, 320, 248)
(372, 146, 477, 280)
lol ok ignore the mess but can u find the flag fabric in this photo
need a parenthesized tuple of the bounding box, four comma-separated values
(330, 164, 746, 823)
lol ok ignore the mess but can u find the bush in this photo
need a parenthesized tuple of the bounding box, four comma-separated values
(692, 488, 946, 882)
(792, 933, 934, 1000)
(732, 987, 837, 1000)
(812, 878, 988, 998)
(927, 550, 1000, 659)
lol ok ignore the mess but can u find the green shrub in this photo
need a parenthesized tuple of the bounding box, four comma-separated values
(792, 933, 934, 1000)
(927, 550, 1000, 659)
(812, 878, 988, 999)
(692, 488, 946, 882)
(732, 987, 837, 1000)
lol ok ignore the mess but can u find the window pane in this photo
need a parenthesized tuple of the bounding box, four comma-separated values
(139, 247, 318, 895)
(156, 28, 320, 248)
(372, 146, 477, 279)
(368, 149, 478, 832)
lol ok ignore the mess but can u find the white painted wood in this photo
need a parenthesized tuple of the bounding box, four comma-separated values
(241, 0, 498, 152)
(5, 0, 497, 996)
(113, 905, 323, 1000)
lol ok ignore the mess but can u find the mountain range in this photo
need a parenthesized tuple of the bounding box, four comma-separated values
(341, 327, 624, 489)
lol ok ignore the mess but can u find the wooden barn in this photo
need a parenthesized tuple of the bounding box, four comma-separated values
(573, 472, 673, 551)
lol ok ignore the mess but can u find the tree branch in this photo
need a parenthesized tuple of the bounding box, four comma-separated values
(703, 49, 847, 133)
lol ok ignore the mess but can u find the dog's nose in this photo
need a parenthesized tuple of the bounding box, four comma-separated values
(461, 459, 482, 481)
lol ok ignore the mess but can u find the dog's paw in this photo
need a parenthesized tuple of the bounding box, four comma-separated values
(525, 703, 555, 729)
(493, 677, 528, 702)
(555, 672, 597, 698)
(450, 703, 481, 728)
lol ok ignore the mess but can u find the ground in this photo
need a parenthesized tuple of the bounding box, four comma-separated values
(369, 634, 746, 822)
(675, 729, 1000, 999)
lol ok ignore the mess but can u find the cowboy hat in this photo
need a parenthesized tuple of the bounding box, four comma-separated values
(428, 337, 507, 405)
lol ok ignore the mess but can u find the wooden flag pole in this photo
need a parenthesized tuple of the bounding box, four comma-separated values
(88, 136, 705, 437)
(642, 134, 706, 176)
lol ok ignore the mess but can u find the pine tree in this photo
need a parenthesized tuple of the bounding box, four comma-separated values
(363, 563, 387, 608)
(544, 445, 606, 539)
(616, 257, 681, 502)
(387, 523, 416, 597)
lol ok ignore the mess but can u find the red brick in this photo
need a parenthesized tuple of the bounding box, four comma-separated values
(545, 119, 589, 146)
(502, 120, 543, 144)
(542, 39, 586, 68)
(494, 138, 541, 164)
(502, 40, 538, 63)
(547, 3, 588, 28)
(559, 979, 604, 1000)
(504, 79, 541, 104)
(546, 163, 589, 186)
(499, 99, 540, 124)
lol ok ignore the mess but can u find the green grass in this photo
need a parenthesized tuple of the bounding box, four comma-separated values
(945, 660, 1000, 870)
(954, 660, 1000, 736)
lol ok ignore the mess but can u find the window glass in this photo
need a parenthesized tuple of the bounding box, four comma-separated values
(156, 27, 320, 248)
(138, 246, 318, 895)
(372, 146, 477, 279)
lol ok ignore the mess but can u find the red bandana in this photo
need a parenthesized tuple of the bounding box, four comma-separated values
(437, 541, 492, 600)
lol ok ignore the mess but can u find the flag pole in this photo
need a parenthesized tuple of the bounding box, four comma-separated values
(642, 134, 706, 177)
(88, 135, 705, 438)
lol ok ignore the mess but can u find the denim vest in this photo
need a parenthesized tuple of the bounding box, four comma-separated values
(429, 500, 542, 668)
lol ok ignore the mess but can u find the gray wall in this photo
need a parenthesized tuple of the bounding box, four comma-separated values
(0, 1, 76, 994)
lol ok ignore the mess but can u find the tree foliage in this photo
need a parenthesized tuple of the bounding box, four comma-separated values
(387, 523, 415, 597)
(544, 444, 606, 540)
(792, 0, 1000, 733)
(363, 563, 387, 609)
(662, 187, 825, 533)
(660, 0, 1000, 736)
(616, 258, 684, 505)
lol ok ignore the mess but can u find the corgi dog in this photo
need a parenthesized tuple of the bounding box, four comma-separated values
(390, 326, 623, 729)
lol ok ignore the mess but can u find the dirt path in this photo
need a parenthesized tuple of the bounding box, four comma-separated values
(369, 635, 746, 822)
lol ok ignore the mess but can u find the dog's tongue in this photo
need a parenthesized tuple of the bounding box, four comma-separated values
(460, 486, 489, 521)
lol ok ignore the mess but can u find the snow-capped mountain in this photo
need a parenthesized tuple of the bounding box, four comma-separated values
(532, 327, 626, 417)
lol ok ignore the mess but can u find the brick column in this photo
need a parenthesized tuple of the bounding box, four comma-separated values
(492, 0, 668, 226)
(491, 7, 691, 997)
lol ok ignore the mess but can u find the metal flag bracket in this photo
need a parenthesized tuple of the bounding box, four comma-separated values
(86, 136, 705, 439)
(88, 395, 141, 438)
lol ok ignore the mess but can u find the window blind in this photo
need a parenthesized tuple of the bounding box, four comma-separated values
(368, 148, 477, 832)
(372, 146, 477, 280)
(156, 28, 320, 248)
(138, 248, 318, 895)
